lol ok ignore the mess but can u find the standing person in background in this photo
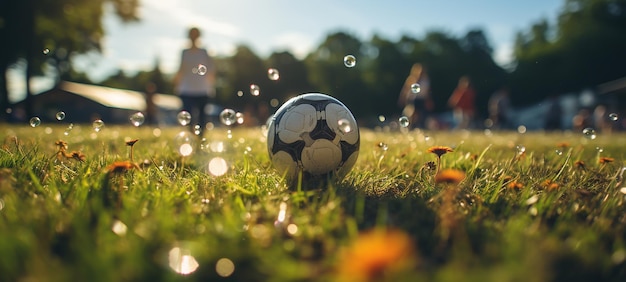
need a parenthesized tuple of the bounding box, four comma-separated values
(143, 82, 159, 126)
(488, 86, 511, 130)
(174, 27, 216, 134)
(448, 76, 476, 129)
(397, 63, 434, 129)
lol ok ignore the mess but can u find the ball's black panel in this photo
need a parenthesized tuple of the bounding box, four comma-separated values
(308, 116, 336, 140)
(339, 140, 360, 163)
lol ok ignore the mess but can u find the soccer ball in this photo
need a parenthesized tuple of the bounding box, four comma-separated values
(266, 93, 360, 182)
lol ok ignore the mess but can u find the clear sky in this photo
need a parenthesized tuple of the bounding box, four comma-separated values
(9, 0, 564, 101)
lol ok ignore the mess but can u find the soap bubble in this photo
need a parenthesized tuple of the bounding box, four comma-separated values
(343, 55, 356, 67)
(55, 111, 66, 121)
(267, 68, 280, 80)
(130, 112, 145, 127)
(29, 117, 41, 127)
(177, 111, 192, 126)
(92, 119, 105, 132)
(410, 83, 421, 94)
(399, 116, 410, 128)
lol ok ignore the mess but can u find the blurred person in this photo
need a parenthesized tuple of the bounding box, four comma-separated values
(572, 108, 592, 131)
(173, 27, 216, 134)
(447, 76, 476, 129)
(143, 82, 159, 125)
(593, 104, 611, 134)
(488, 86, 511, 130)
(544, 95, 563, 130)
(397, 63, 433, 129)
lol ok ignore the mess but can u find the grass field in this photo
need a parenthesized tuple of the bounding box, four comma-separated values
(1, 124, 625, 281)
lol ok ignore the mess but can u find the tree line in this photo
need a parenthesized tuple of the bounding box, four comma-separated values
(2, 0, 625, 122)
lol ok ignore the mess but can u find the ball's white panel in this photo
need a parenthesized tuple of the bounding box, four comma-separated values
(301, 139, 341, 175)
(300, 93, 331, 101)
(267, 117, 276, 152)
(277, 104, 317, 144)
(324, 103, 359, 145)
(271, 151, 298, 179)
(336, 150, 359, 178)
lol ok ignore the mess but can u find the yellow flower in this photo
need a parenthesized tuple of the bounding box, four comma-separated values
(435, 169, 465, 185)
(336, 228, 416, 282)
(427, 146, 453, 158)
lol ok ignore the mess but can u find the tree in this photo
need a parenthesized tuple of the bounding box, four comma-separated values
(0, 0, 140, 120)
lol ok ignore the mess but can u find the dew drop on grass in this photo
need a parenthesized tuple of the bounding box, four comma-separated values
(64, 123, 74, 136)
(55, 111, 65, 121)
(177, 111, 191, 126)
(220, 109, 237, 126)
(197, 64, 207, 75)
(338, 118, 352, 133)
(609, 113, 618, 121)
(92, 119, 104, 132)
(582, 127, 596, 139)
(399, 116, 410, 128)
(555, 149, 563, 156)
(410, 83, 421, 94)
(267, 68, 280, 80)
(596, 146, 604, 153)
(343, 55, 356, 68)
(516, 145, 526, 155)
(250, 84, 260, 96)
(29, 117, 41, 127)
(130, 112, 145, 127)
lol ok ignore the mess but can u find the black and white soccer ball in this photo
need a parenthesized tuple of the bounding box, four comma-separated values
(266, 93, 359, 181)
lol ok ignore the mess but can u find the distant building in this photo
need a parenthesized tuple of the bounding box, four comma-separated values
(11, 81, 182, 124)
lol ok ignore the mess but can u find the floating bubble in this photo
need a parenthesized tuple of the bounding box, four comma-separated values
(56, 111, 66, 121)
(236, 112, 244, 125)
(250, 84, 260, 96)
(215, 258, 235, 277)
(517, 125, 527, 134)
(193, 124, 202, 135)
(92, 119, 104, 132)
(29, 117, 41, 127)
(197, 64, 207, 75)
(237, 90, 244, 97)
(516, 145, 526, 155)
(338, 118, 352, 133)
(220, 109, 237, 126)
(130, 112, 145, 127)
(43, 48, 50, 55)
(177, 111, 192, 126)
(378, 115, 386, 122)
(168, 247, 199, 275)
(399, 116, 410, 128)
(343, 55, 356, 68)
(64, 123, 74, 136)
(270, 98, 279, 107)
(208, 157, 228, 176)
(582, 127, 596, 140)
(378, 142, 388, 151)
(267, 68, 280, 80)
(410, 83, 421, 94)
(174, 131, 196, 156)
(555, 149, 563, 156)
(596, 146, 604, 153)
(609, 113, 619, 121)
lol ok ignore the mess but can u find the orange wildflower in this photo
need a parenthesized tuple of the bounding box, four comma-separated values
(507, 180, 524, 190)
(427, 146, 453, 158)
(106, 161, 139, 174)
(556, 142, 570, 148)
(541, 179, 559, 191)
(125, 139, 139, 146)
(67, 151, 86, 162)
(599, 157, 614, 164)
(336, 228, 416, 282)
(435, 169, 465, 185)
(574, 160, 586, 170)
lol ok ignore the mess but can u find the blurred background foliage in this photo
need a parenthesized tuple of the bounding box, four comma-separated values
(1, 0, 626, 120)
